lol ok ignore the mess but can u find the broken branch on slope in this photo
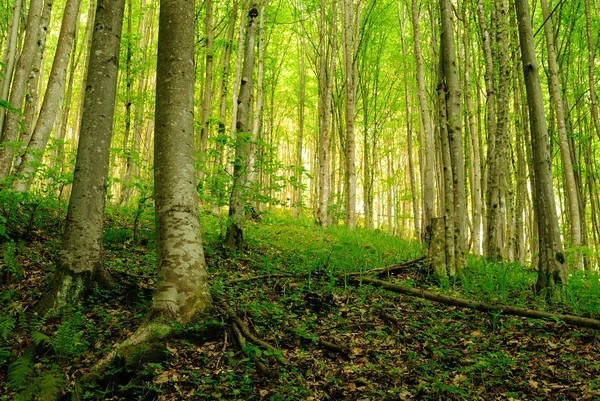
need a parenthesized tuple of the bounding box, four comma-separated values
(343, 276, 600, 331)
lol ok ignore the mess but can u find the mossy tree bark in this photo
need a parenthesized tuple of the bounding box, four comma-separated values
(226, 3, 259, 252)
(515, 0, 567, 298)
(37, 0, 125, 316)
(153, 0, 213, 320)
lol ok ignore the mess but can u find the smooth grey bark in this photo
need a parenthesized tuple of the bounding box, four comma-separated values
(437, 60, 454, 279)
(515, 0, 566, 297)
(37, 0, 125, 316)
(462, 4, 482, 255)
(153, 0, 212, 320)
(12, 0, 81, 192)
(199, 0, 213, 162)
(477, 0, 495, 254)
(214, 0, 238, 207)
(411, 0, 435, 241)
(585, 0, 600, 142)
(229, 0, 247, 174)
(0, 0, 24, 132)
(248, 2, 265, 187)
(440, 0, 464, 273)
(0, 0, 43, 181)
(343, 0, 358, 229)
(486, 0, 510, 260)
(225, 3, 259, 252)
(317, 0, 335, 228)
(21, 0, 53, 146)
(293, 30, 306, 219)
(540, 0, 582, 258)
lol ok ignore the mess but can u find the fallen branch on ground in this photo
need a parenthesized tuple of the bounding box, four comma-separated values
(228, 273, 294, 283)
(342, 257, 426, 278)
(343, 276, 600, 331)
(375, 256, 428, 278)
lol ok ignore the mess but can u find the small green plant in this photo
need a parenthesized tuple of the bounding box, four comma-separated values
(8, 349, 66, 401)
(7, 313, 88, 401)
(1, 241, 23, 282)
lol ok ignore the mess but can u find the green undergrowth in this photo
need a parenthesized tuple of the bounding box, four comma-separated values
(1, 199, 600, 400)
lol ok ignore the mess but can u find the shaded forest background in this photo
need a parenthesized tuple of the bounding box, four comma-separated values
(1, 0, 599, 268)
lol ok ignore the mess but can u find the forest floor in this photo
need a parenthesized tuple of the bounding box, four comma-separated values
(1, 204, 600, 400)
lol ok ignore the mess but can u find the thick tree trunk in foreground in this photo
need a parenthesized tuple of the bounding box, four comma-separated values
(226, 4, 259, 252)
(0, 0, 43, 181)
(12, 0, 81, 191)
(515, 0, 566, 297)
(37, 0, 125, 316)
(153, 0, 213, 320)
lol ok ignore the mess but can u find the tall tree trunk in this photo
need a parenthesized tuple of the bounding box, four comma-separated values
(585, 0, 600, 141)
(463, 2, 482, 255)
(437, 69, 455, 279)
(118, 0, 133, 204)
(343, 0, 357, 229)
(515, 0, 566, 297)
(21, 0, 53, 146)
(152, 0, 212, 320)
(0, 0, 24, 132)
(12, 0, 82, 192)
(226, 3, 259, 252)
(486, 0, 510, 260)
(540, 0, 582, 260)
(293, 30, 306, 219)
(37, 0, 125, 316)
(477, 0, 495, 255)
(440, 0, 465, 272)
(214, 0, 238, 209)
(199, 0, 213, 168)
(0, 0, 43, 182)
(229, 0, 248, 177)
(317, 0, 335, 228)
(248, 2, 265, 187)
(411, 0, 435, 241)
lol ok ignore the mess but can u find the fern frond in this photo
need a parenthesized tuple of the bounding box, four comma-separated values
(31, 331, 54, 348)
(54, 313, 86, 358)
(38, 371, 66, 401)
(0, 314, 15, 341)
(7, 353, 34, 390)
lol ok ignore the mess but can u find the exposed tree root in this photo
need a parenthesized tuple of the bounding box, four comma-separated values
(345, 276, 600, 330)
(317, 338, 350, 357)
(232, 322, 274, 377)
(81, 320, 172, 382)
(227, 308, 287, 364)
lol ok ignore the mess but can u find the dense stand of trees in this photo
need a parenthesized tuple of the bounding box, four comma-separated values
(1, 0, 600, 311)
